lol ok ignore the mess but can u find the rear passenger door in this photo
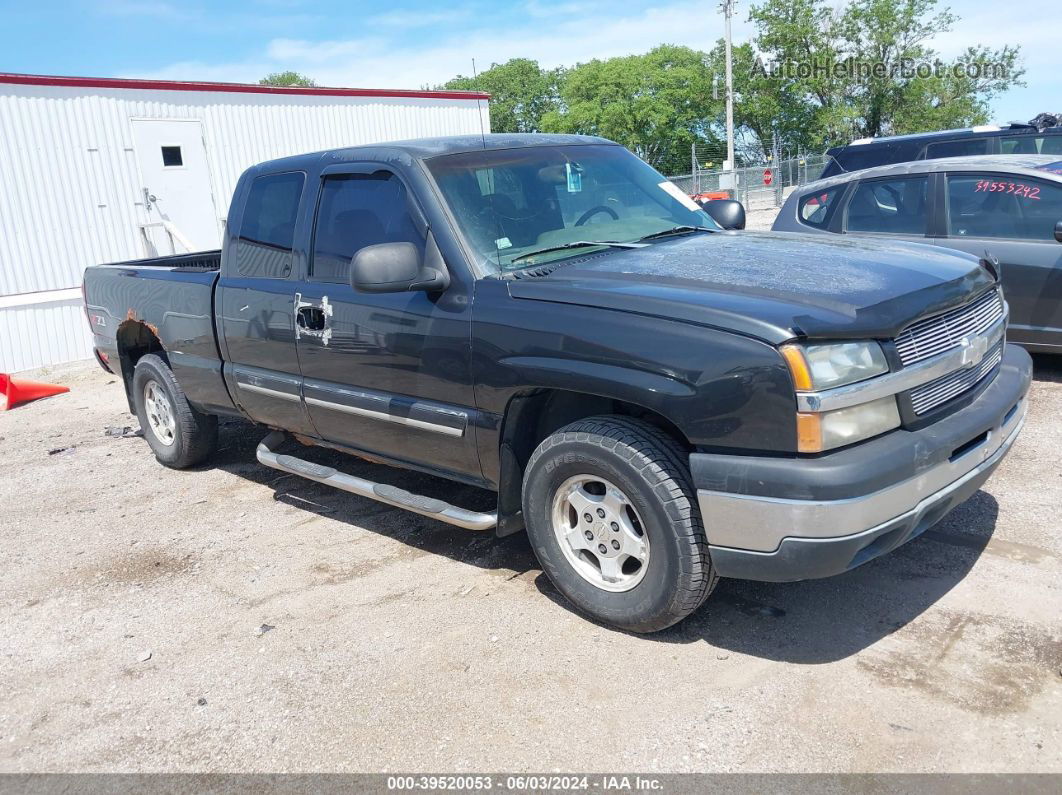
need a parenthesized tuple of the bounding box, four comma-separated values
(217, 170, 317, 435)
(293, 163, 481, 480)
(927, 172, 1062, 350)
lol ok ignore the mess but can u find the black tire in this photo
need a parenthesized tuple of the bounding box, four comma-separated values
(132, 353, 218, 469)
(522, 416, 717, 633)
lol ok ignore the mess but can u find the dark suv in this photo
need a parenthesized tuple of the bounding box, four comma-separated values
(821, 123, 1062, 178)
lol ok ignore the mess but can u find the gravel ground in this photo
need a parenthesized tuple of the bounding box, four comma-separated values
(1, 356, 1060, 773)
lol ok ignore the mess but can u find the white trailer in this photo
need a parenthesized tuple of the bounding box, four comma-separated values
(0, 73, 490, 372)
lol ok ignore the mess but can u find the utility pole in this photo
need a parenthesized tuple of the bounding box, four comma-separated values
(722, 0, 736, 173)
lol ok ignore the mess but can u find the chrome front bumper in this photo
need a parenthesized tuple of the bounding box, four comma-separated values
(691, 344, 1032, 582)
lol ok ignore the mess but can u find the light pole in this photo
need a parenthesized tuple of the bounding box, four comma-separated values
(721, 0, 736, 173)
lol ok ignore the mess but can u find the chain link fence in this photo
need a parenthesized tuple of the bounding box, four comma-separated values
(660, 142, 830, 211)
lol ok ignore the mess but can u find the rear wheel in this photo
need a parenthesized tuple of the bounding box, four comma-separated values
(132, 353, 218, 469)
(522, 416, 717, 633)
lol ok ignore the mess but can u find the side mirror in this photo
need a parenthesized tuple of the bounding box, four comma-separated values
(702, 199, 746, 230)
(350, 241, 449, 293)
(1055, 220, 1062, 243)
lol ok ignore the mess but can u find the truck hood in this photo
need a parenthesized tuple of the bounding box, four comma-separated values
(506, 230, 996, 344)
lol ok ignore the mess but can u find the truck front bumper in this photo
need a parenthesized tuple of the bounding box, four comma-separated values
(691, 344, 1033, 582)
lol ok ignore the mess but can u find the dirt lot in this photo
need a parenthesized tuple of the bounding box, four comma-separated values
(1, 356, 1060, 774)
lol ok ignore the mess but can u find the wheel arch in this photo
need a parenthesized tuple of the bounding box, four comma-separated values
(494, 387, 692, 537)
(116, 319, 166, 412)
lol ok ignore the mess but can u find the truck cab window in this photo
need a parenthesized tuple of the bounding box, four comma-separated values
(236, 172, 305, 278)
(310, 172, 425, 283)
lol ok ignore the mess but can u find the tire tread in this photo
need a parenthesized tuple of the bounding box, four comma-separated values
(524, 415, 717, 632)
(133, 353, 217, 469)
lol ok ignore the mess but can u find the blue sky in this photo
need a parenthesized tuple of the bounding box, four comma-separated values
(0, 0, 1056, 124)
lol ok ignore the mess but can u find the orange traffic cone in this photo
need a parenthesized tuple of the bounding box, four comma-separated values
(0, 373, 70, 411)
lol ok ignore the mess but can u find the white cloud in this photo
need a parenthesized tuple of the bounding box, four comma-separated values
(120, 0, 1050, 123)
(124, 1, 748, 87)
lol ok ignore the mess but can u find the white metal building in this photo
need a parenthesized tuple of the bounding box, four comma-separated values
(0, 73, 491, 373)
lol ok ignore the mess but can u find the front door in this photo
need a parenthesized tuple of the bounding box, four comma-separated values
(131, 119, 220, 253)
(929, 172, 1062, 350)
(294, 165, 481, 480)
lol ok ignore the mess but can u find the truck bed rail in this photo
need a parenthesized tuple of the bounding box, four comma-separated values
(98, 250, 222, 272)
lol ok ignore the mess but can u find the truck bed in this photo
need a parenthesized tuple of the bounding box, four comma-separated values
(83, 248, 235, 416)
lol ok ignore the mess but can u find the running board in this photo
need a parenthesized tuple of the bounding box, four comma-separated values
(256, 431, 497, 531)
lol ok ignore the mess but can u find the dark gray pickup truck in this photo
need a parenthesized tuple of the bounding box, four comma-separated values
(84, 134, 1032, 633)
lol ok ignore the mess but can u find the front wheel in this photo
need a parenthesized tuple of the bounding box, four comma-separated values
(132, 353, 218, 469)
(522, 416, 716, 633)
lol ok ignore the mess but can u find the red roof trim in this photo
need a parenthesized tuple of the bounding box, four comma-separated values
(0, 72, 490, 101)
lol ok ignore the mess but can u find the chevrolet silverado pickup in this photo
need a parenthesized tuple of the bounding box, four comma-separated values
(83, 134, 1032, 633)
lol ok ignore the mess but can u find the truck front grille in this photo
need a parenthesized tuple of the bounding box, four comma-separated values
(909, 339, 1004, 415)
(895, 289, 1004, 367)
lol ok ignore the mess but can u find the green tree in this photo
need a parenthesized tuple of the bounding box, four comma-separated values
(541, 45, 723, 172)
(441, 59, 560, 133)
(259, 71, 317, 87)
(728, 0, 1024, 154)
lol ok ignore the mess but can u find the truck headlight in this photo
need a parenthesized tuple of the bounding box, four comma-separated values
(796, 396, 901, 453)
(781, 341, 889, 390)
(781, 340, 899, 452)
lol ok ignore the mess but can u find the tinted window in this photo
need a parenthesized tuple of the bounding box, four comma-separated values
(925, 138, 990, 159)
(161, 146, 183, 167)
(1000, 134, 1045, 155)
(998, 134, 1062, 156)
(831, 142, 914, 173)
(947, 174, 1062, 241)
(846, 176, 928, 235)
(1041, 135, 1062, 155)
(311, 172, 424, 283)
(797, 187, 843, 228)
(237, 172, 305, 278)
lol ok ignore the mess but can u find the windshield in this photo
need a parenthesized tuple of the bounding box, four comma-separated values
(426, 144, 720, 271)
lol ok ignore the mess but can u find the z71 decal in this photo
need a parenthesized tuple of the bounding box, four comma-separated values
(973, 180, 1041, 200)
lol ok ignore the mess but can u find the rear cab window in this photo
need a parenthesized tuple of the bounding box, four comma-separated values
(236, 172, 305, 278)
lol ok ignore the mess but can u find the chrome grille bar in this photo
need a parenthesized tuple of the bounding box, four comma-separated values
(896, 289, 1004, 366)
(909, 340, 1004, 414)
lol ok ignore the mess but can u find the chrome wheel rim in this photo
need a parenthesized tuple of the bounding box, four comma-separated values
(143, 380, 176, 447)
(550, 475, 649, 593)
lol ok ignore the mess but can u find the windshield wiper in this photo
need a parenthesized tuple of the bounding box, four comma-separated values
(636, 225, 717, 242)
(509, 240, 645, 265)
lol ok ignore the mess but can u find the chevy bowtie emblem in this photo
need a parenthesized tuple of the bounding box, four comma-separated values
(959, 334, 989, 369)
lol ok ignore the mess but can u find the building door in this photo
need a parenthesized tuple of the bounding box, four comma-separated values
(131, 119, 220, 253)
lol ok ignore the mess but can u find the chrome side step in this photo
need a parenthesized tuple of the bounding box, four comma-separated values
(255, 431, 497, 531)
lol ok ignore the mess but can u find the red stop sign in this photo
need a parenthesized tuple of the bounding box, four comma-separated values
(763, 168, 774, 186)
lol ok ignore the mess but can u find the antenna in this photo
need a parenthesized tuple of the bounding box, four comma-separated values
(472, 57, 488, 149)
